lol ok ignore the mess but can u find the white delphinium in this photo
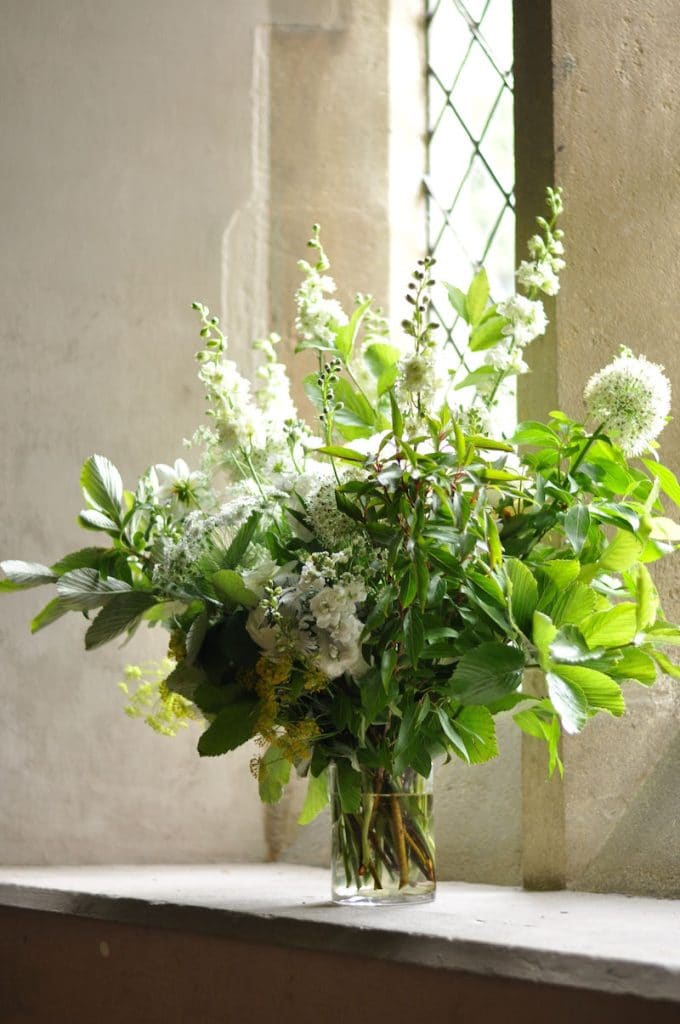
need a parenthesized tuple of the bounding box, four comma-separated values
(497, 295, 548, 348)
(198, 356, 268, 452)
(254, 333, 298, 430)
(516, 259, 560, 296)
(148, 459, 205, 511)
(295, 225, 348, 347)
(583, 347, 672, 457)
(485, 346, 529, 376)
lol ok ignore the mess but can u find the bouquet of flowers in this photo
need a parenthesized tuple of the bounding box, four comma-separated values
(3, 188, 680, 904)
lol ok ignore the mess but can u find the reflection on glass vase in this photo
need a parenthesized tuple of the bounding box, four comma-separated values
(329, 765, 436, 905)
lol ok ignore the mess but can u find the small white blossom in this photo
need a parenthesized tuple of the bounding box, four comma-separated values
(148, 459, 204, 509)
(295, 263, 348, 347)
(498, 295, 548, 347)
(517, 259, 560, 296)
(584, 348, 672, 457)
(485, 347, 529, 376)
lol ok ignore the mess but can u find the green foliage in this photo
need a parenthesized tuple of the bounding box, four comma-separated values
(197, 698, 259, 757)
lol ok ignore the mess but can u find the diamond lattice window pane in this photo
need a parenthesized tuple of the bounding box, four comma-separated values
(426, 0, 515, 361)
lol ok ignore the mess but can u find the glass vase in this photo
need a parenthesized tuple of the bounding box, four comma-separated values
(329, 765, 436, 905)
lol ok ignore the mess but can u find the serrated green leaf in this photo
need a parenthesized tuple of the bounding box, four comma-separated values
(0, 560, 56, 591)
(56, 568, 131, 610)
(511, 422, 561, 448)
(78, 509, 119, 532)
(598, 531, 644, 573)
(298, 769, 329, 825)
(258, 745, 291, 804)
(448, 642, 524, 704)
(222, 511, 260, 570)
(555, 664, 625, 716)
(332, 378, 376, 439)
(437, 706, 470, 763)
(564, 505, 590, 556)
(451, 706, 498, 764)
(505, 558, 538, 633)
(582, 604, 637, 648)
(649, 649, 680, 680)
(30, 597, 70, 633)
(539, 560, 581, 588)
(84, 591, 157, 649)
(642, 459, 680, 507)
(532, 611, 558, 670)
(607, 647, 657, 685)
(197, 698, 258, 756)
(334, 760, 362, 813)
(363, 342, 401, 379)
(164, 660, 206, 700)
(551, 582, 597, 628)
(51, 548, 111, 576)
(404, 605, 424, 666)
(546, 671, 589, 734)
(633, 563, 659, 631)
(211, 570, 259, 609)
(80, 455, 123, 523)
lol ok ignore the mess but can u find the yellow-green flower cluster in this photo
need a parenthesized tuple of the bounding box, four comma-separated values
(119, 660, 202, 737)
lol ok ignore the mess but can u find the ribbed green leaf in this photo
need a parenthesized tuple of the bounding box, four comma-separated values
(84, 591, 157, 649)
(554, 664, 625, 716)
(298, 769, 329, 825)
(80, 455, 123, 522)
(0, 560, 56, 591)
(448, 642, 524, 705)
(197, 698, 258, 756)
(546, 671, 589, 734)
(56, 568, 131, 610)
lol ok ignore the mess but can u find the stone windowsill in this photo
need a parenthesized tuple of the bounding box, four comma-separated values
(0, 864, 678, 1004)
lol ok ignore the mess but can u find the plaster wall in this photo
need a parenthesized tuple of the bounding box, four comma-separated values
(0, 0, 270, 864)
(518, 0, 680, 895)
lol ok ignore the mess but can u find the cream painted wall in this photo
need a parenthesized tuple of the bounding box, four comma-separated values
(0, 0, 270, 863)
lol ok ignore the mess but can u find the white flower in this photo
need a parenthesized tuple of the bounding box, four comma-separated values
(517, 259, 560, 296)
(498, 295, 548, 347)
(583, 348, 672, 457)
(149, 459, 203, 508)
(485, 346, 529, 376)
(295, 264, 348, 347)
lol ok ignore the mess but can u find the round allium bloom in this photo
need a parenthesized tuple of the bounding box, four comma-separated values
(583, 348, 672, 457)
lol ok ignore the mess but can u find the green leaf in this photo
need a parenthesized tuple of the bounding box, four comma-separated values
(451, 706, 499, 764)
(380, 646, 398, 689)
(80, 455, 123, 523)
(223, 511, 260, 570)
(564, 505, 590, 556)
(298, 769, 329, 825)
(539, 560, 581, 588)
(445, 283, 468, 321)
(192, 682, 240, 713)
(437, 706, 471, 763)
(303, 373, 324, 411)
(448, 642, 524, 705)
(56, 568, 131, 610)
(0, 560, 56, 591)
(607, 647, 657, 685)
(514, 708, 550, 741)
(454, 365, 497, 391)
(258, 745, 291, 804)
(30, 597, 70, 633)
(332, 378, 377, 439)
(633, 563, 659, 631)
(313, 445, 367, 463)
(51, 548, 111, 575)
(532, 611, 558, 670)
(334, 296, 372, 362)
(404, 605, 424, 666)
(581, 604, 637, 648)
(197, 698, 258, 756)
(469, 314, 507, 352)
(598, 531, 644, 573)
(78, 509, 119, 532)
(649, 649, 680, 680)
(84, 591, 157, 649)
(211, 570, 259, 609)
(466, 268, 490, 325)
(389, 389, 404, 438)
(642, 459, 680, 508)
(554, 664, 625, 716)
(551, 583, 597, 628)
(546, 671, 589, 734)
(335, 760, 362, 813)
(165, 660, 206, 700)
(511, 422, 561, 448)
(361, 669, 390, 723)
(363, 342, 401, 379)
(505, 558, 538, 633)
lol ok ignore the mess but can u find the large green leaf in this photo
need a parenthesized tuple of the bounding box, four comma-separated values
(80, 454, 123, 522)
(450, 706, 498, 764)
(505, 558, 538, 633)
(257, 745, 291, 804)
(0, 560, 56, 592)
(466, 268, 490, 325)
(448, 642, 524, 705)
(532, 611, 558, 670)
(445, 283, 468, 321)
(554, 664, 625, 716)
(598, 531, 644, 573)
(582, 604, 637, 648)
(51, 548, 111, 575)
(642, 459, 680, 508)
(607, 647, 656, 685)
(404, 605, 424, 666)
(84, 591, 157, 649)
(334, 296, 371, 362)
(197, 697, 258, 756)
(78, 509, 119, 533)
(564, 505, 590, 556)
(633, 563, 659, 631)
(211, 570, 259, 609)
(551, 583, 597, 628)
(30, 597, 70, 633)
(56, 568, 131, 610)
(298, 769, 330, 825)
(222, 512, 261, 570)
(334, 759, 362, 813)
(363, 342, 401, 379)
(469, 314, 507, 352)
(546, 671, 589, 734)
(332, 378, 377, 439)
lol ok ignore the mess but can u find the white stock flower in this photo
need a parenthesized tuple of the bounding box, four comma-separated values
(583, 348, 672, 457)
(498, 295, 548, 347)
(485, 347, 529, 376)
(295, 265, 348, 347)
(517, 259, 560, 296)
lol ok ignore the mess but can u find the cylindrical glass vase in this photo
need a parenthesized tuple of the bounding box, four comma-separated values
(329, 765, 436, 905)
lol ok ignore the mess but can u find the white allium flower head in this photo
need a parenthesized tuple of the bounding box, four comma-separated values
(583, 347, 672, 457)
